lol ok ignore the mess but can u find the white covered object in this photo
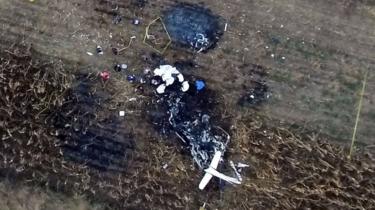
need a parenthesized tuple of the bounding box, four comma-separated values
(177, 73, 184, 82)
(156, 84, 166, 94)
(154, 65, 181, 87)
(163, 75, 175, 86)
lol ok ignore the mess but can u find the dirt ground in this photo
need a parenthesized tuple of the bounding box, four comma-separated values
(0, 181, 104, 210)
(1, 0, 375, 209)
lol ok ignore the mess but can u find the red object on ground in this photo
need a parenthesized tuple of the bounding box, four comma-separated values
(100, 70, 110, 81)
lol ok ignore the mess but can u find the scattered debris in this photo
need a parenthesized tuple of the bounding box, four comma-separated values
(239, 81, 270, 107)
(100, 71, 110, 81)
(164, 3, 224, 52)
(143, 68, 151, 75)
(132, 18, 140, 25)
(230, 160, 243, 182)
(139, 77, 147, 84)
(113, 36, 137, 55)
(195, 80, 206, 91)
(126, 75, 136, 83)
(96, 46, 104, 55)
(237, 162, 250, 168)
(114, 64, 128, 72)
(149, 69, 230, 169)
(143, 17, 172, 54)
(111, 4, 122, 25)
(113, 14, 122, 25)
(119, 111, 125, 117)
(151, 76, 162, 86)
(86, 52, 94, 56)
(162, 163, 168, 169)
(114, 64, 122, 72)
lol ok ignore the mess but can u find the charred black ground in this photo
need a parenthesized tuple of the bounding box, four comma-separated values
(239, 81, 270, 107)
(147, 82, 229, 168)
(49, 74, 135, 172)
(164, 3, 224, 52)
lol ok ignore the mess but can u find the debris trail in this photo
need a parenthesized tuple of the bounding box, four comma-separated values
(149, 65, 230, 169)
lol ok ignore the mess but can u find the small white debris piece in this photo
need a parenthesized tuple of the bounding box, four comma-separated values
(151, 78, 160, 86)
(280, 24, 284, 28)
(140, 78, 146, 84)
(199, 203, 206, 210)
(128, 98, 137, 102)
(237, 163, 250, 168)
(230, 161, 243, 182)
(86, 52, 94, 56)
(144, 68, 151, 74)
(119, 111, 125, 117)
(271, 54, 275, 58)
(224, 23, 228, 32)
(181, 81, 190, 92)
(121, 64, 128, 70)
(156, 84, 166, 94)
(162, 163, 168, 169)
(133, 19, 140, 25)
